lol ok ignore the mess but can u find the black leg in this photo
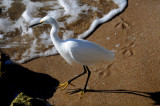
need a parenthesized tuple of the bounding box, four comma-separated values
(67, 66, 91, 95)
(68, 65, 87, 83)
(59, 65, 88, 90)
(83, 66, 91, 92)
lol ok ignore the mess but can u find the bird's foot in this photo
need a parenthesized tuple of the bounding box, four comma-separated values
(67, 88, 86, 97)
(58, 82, 75, 90)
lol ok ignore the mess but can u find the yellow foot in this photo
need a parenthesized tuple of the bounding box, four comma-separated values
(67, 89, 86, 97)
(79, 90, 85, 97)
(58, 82, 75, 90)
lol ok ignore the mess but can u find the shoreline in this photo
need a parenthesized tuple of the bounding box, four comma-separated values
(22, 0, 160, 105)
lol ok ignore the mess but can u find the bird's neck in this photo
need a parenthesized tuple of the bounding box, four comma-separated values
(50, 25, 63, 46)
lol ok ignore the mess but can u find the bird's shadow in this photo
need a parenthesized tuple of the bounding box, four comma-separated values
(68, 88, 160, 105)
(0, 53, 59, 105)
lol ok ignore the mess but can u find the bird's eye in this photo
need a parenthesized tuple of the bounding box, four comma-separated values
(40, 21, 44, 23)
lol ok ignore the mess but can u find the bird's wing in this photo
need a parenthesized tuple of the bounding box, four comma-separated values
(68, 40, 114, 65)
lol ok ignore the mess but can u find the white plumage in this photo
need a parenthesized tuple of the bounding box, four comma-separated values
(30, 16, 114, 95)
(39, 16, 114, 66)
(63, 39, 114, 65)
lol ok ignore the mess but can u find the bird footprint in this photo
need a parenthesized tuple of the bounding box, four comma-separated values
(121, 39, 136, 57)
(114, 17, 132, 30)
(96, 63, 113, 78)
(122, 49, 134, 57)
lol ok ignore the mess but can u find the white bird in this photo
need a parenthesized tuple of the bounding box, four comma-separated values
(29, 16, 114, 96)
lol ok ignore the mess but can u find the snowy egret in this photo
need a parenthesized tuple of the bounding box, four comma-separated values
(29, 16, 114, 96)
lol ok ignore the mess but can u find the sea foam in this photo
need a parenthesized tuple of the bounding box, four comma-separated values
(0, 0, 127, 63)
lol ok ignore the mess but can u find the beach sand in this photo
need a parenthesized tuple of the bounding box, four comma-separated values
(22, 0, 160, 105)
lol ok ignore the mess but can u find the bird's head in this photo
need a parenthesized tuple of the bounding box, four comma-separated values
(40, 16, 54, 24)
(29, 16, 59, 28)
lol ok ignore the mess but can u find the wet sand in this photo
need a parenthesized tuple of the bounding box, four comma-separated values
(22, 0, 160, 105)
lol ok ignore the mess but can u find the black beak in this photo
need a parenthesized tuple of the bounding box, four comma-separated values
(29, 22, 42, 28)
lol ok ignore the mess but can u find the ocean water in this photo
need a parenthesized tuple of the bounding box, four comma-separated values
(0, 0, 127, 63)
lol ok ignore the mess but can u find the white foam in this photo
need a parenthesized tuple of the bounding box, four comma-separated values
(0, 0, 127, 63)
(22, 0, 44, 23)
(58, 0, 80, 15)
(0, 18, 15, 33)
(58, 0, 97, 24)
(0, 34, 3, 39)
(18, 45, 58, 63)
(39, 31, 52, 48)
(47, 10, 63, 20)
(62, 30, 74, 40)
(0, 0, 14, 12)
(78, 0, 127, 39)
(1, 42, 18, 48)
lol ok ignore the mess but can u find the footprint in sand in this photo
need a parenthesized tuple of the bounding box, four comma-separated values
(122, 49, 134, 57)
(96, 63, 114, 78)
(122, 39, 136, 57)
(113, 17, 136, 57)
(114, 17, 132, 31)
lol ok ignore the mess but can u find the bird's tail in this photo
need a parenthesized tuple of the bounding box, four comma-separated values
(104, 50, 114, 62)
